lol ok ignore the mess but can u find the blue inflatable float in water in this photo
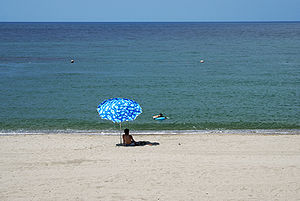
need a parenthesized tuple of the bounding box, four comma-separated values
(154, 116, 167, 120)
(153, 113, 168, 121)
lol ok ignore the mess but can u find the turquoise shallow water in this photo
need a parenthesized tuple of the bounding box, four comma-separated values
(0, 22, 299, 132)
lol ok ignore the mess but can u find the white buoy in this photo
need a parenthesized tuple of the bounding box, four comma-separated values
(200, 59, 204, 63)
(71, 59, 74, 63)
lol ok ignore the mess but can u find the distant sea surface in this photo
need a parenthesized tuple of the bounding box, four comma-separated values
(0, 22, 299, 133)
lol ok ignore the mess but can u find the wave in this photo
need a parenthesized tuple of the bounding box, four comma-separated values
(1, 129, 300, 136)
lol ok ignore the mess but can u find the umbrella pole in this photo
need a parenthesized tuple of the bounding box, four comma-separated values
(120, 122, 122, 144)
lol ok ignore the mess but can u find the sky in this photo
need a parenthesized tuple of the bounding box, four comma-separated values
(0, 0, 300, 22)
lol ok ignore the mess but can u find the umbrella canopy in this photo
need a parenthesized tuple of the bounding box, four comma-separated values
(97, 98, 142, 123)
(97, 98, 142, 143)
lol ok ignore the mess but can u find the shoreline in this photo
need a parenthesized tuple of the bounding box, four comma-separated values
(1, 129, 300, 136)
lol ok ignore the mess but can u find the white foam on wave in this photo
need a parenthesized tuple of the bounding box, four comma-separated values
(1, 129, 300, 136)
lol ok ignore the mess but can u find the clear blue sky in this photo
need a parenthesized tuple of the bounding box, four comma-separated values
(1, 0, 300, 22)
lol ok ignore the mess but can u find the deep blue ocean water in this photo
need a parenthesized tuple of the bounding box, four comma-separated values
(0, 22, 299, 133)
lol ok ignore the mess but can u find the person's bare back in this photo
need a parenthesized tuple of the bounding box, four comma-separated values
(122, 128, 135, 145)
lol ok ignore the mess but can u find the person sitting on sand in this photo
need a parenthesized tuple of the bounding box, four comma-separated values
(119, 128, 160, 147)
(122, 128, 136, 145)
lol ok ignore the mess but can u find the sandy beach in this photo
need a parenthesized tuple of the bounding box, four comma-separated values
(1, 132, 300, 201)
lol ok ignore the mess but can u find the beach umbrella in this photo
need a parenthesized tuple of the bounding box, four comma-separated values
(97, 98, 142, 143)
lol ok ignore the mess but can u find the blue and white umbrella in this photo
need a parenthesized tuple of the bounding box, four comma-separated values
(97, 98, 142, 143)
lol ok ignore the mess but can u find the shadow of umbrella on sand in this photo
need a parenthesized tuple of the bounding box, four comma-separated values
(97, 98, 142, 143)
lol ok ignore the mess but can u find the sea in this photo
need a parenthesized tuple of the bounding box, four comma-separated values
(0, 22, 299, 134)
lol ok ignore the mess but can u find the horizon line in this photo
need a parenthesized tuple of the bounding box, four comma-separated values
(1, 20, 300, 23)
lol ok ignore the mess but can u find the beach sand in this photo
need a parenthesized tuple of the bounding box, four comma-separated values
(1, 132, 300, 200)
